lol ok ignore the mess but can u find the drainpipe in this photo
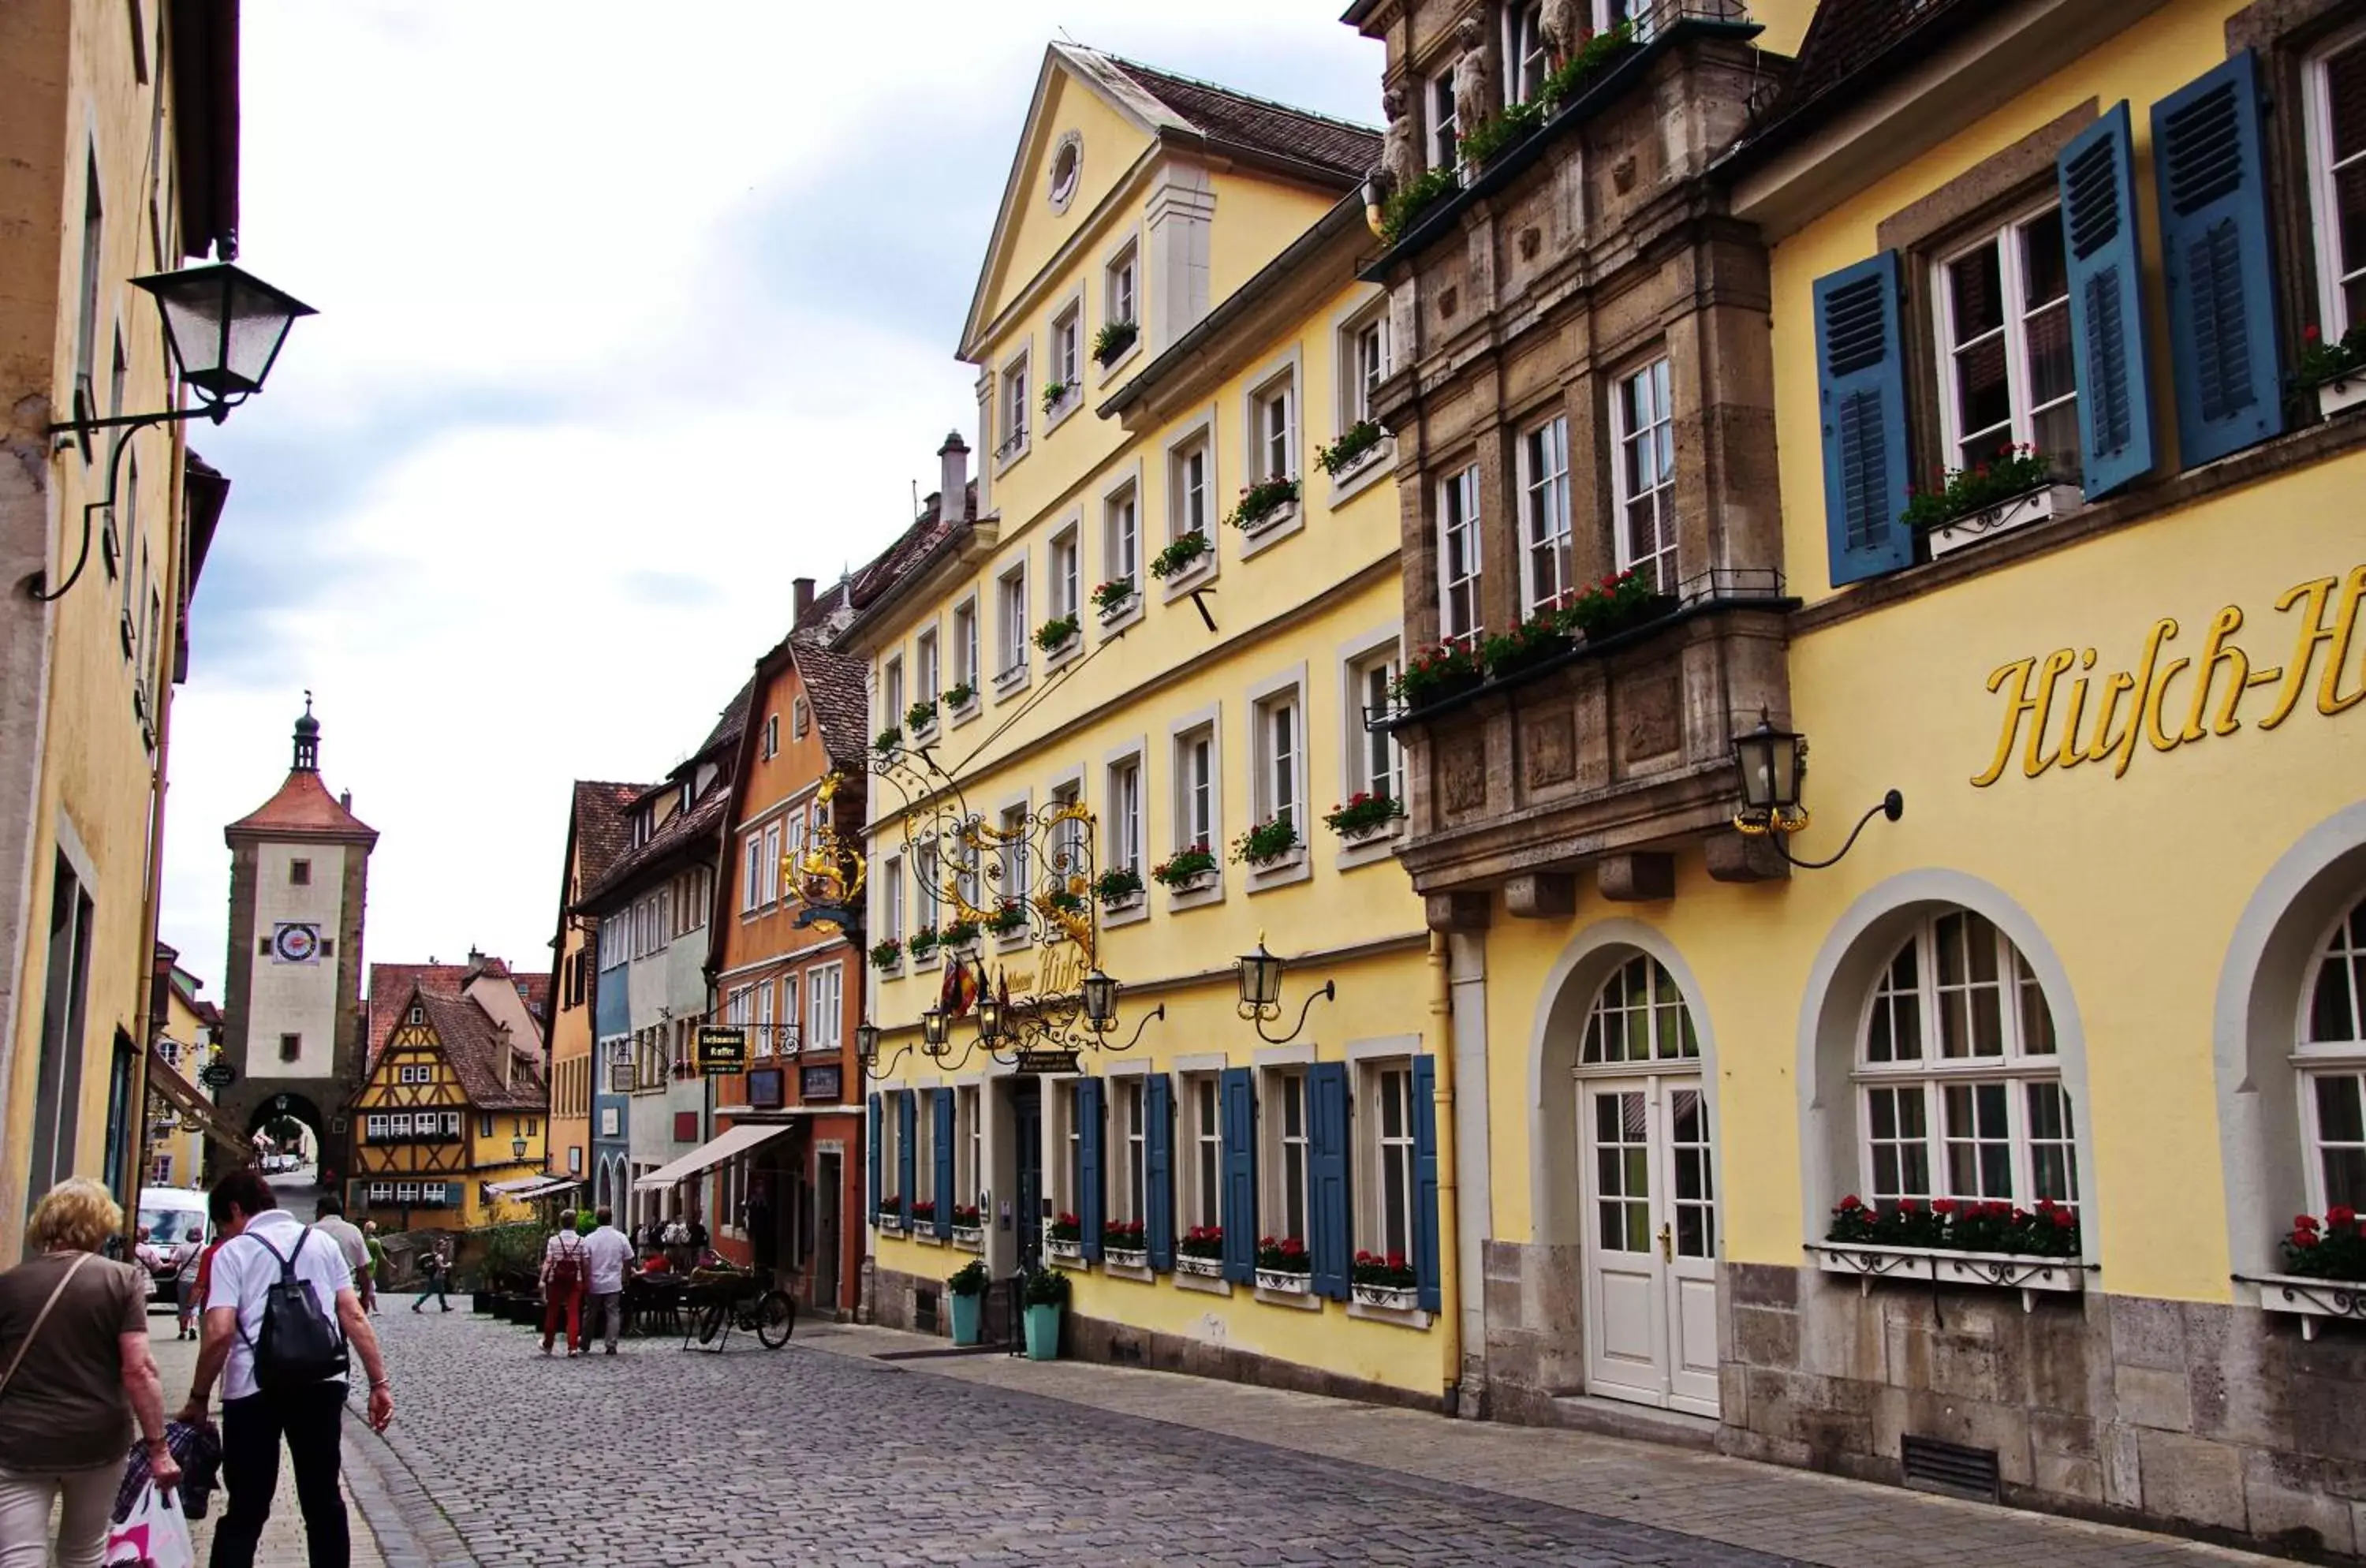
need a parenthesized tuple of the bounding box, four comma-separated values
(1427, 930, 1463, 1414)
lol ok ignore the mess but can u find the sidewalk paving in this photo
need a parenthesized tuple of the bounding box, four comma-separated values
(793, 1319, 2287, 1568)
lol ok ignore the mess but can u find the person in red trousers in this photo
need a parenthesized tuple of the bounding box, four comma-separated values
(539, 1211, 590, 1357)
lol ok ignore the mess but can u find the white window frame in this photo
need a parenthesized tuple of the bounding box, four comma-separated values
(1264, 1067, 1312, 1245)
(1105, 749, 1145, 879)
(2305, 23, 2366, 340)
(1438, 465, 1483, 644)
(1342, 633, 1405, 811)
(1517, 413, 1573, 617)
(1047, 299, 1084, 424)
(2299, 895, 2366, 1216)
(996, 801, 1032, 910)
(755, 983, 775, 1059)
(792, 696, 810, 738)
(1105, 241, 1140, 348)
(883, 655, 905, 733)
(1503, 2, 1548, 106)
(1248, 368, 1297, 486)
(742, 832, 764, 915)
(1048, 523, 1081, 622)
(1931, 203, 2079, 483)
(1171, 716, 1220, 857)
(995, 562, 1029, 688)
(881, 854, 905, 943)
(762, 820, 783, 909)
(1114, 1076, 1148, 1225)
(1363, 1058, 1418, 1261)
(1103, 478, 1141, 599)
(807, 963, 843, 1053)
(915, 629, 940, 706)
(1612, 357, 1680, 594)
(997, 350, 1031, 467)
(957, 1085, 983, 1209)
(1429, 71, 1459, 170)
(1185, 1072, 1224, 1231)
(1249, 684, 1304, 836)
(915, 842, 942, 938)
(365, 1114, 387, 1141)
(1339, 302, 1390, 432)
(950, 597, 980, 700)
(881, 1096, 902, 1207)
(1169, 430, 1212, 544)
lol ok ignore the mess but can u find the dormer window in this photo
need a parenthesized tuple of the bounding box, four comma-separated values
(406, 1004, 423, 1025)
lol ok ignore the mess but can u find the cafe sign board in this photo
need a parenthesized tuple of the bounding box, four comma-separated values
(696, 1026, 748, 1075)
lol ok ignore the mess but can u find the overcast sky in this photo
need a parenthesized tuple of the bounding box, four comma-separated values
(156, 2, 1382, 1000)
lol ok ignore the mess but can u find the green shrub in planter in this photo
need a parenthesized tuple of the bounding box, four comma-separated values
(949, 1259, 992, 1346)
(1022, 1266, 1069, 1361)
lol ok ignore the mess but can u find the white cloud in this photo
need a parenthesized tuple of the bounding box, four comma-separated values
(158, 0, 1381, 991)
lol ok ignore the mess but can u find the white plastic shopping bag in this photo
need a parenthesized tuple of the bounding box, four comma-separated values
(104, 1481, 196, 1568)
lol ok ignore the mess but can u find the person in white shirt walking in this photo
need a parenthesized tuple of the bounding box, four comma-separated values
(578, 1208, 636, 1356)
(539, 1212, 590, 1358)
(179, 1167, 392, 1568)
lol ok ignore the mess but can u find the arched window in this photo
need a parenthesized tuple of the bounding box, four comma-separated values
(2301, 896, 2366, 1212)
(1855, 909, 2075, 1212)
(1580, 953, 1699, 1066)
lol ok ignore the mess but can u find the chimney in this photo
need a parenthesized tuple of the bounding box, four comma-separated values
(937, 431, 969, 528)
(339, 790, 352, 811)
(793, 577, 815, 626)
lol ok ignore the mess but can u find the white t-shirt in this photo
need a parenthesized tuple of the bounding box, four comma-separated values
(205, 1212, 353, 1402)
(580, 1227, 635, 1294)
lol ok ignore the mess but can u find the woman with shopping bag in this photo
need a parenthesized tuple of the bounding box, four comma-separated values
(0, 1178, 180, 1566)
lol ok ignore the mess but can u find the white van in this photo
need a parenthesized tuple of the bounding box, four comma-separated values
(136, 1186, 209, 1309)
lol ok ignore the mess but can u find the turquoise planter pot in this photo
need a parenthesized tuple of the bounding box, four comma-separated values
(950, 1291, 983, 1346)
(1023, 1302, 1061, 1361)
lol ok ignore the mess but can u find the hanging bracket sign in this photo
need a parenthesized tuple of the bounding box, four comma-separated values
(696, 1026, 748, 1075)
(1013, 1049, 1081, 1075)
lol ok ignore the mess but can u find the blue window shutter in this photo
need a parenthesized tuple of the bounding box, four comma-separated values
(1813, 252, 1913, 585)
(867, 1092, 882, 1223)
(1077, 1078, 1105, 1261)
(1308, 1062, 1352, 1302)
(932, 1088, 955, 1239)
(2153, 50, 2282, 467)
(1144, 1073, 1174, 1271)
(1219, 1068, 1257, 1282)
(2058, 102, 2158, 498)
(895, 1090, 916, 1222)
(1412, 1055, 1441, 1314)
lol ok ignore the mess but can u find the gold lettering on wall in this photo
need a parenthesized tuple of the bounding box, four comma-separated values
(1972, 566, 2366, 787)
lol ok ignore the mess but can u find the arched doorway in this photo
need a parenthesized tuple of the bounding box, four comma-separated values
(239, 1090, 336, 1193)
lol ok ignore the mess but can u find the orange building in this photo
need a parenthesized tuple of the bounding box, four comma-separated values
(700, 578, 872, 1317)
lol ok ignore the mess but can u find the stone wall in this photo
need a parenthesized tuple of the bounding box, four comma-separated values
(1719, 1262, 2366, 1559)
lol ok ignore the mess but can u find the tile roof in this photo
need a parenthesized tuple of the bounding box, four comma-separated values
(513, 972, 551, 1024)
(791, 637, 869, 769)
(575, 771, 734, 913)
(569, 781, 646, 890)
(1742, 0, 1984, 150)
(1102, 55, 1381, 183)
(849, 483, 976, 612)
(364, 961, 494, 1072)
(225, 767, 377, 843)
(700, 676, 755, 761)
(414, 987, 547, 1113)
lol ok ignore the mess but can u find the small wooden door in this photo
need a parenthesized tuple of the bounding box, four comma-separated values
(1580, 1075, 1720, 1417)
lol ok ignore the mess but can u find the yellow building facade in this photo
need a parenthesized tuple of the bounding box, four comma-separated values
(353, 984, 548, 1233)
(846, 47, 1463, 1402)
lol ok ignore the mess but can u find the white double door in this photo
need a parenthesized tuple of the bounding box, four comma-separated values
(1579, 1075, 1720, 1417)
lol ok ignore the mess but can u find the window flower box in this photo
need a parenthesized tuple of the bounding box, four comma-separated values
(906, 927, 941, 963)
(2318, 376, 2366, 419)
(1047, 1239, 1084, 1264)
(1039, 380, 1076, 419)
(1351, 1249, 1417, 1310)
(943, 681, 978, 718)
(1481, 615, 1574, 680)
(1149, 531, 1213, 584)
(1047, 1211, 1083, 1264)
(1100, 1219, 1145, 1267)
(1151, 845, 1218, 892)
(2246, 1273, 2366, 1341)
(876, 1209, 905, 1236)
(1810, 1241, 2087, 1310)
(951, 1226, 984, 1250)
(874, 726, 902, 756)
(869, 939, 903, 975)
(1255, 1268, 1311, 1295)
(1094, 868, 1144, 913)
(1317, 420, 1387, 483)
(1816, 1196, 2086, 1309)
(1925, 482, 2081, 558)
(1352, 1282, 1418, 1311)
(2255, 1207, 2366, 1335)
(1176, 1226, 1225, 1278)
(1390, 641, 1482, 713)
(939, 919, 980, 954)
(1033, 616, 1081, 658)
(1232, 818, 1301, 870)
(909, 1201, 938, 1234)
(1255, 1235, 1311, 1294)
(1103, 1246, 1149, 1271)
(1225, 477, 1300, 537)
(2296, 323, 2366, 419)
(1092, 578, 1137, 623)
(1325, 794, 1405, 845)
(1175, 1253, 1225, 1279)
(1902, 445, 2077, 559)
(1092, 319, 1138, 368)
(983, 900, 1028, 939)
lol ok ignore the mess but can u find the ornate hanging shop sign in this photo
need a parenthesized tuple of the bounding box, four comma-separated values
(1972, 566, 2364, 788)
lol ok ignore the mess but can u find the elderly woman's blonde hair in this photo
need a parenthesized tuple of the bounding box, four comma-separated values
(28, 1177, 122, 1253)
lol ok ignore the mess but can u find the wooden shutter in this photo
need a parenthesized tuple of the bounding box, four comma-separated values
(1077, 1077, 1105, 1262)
(1308, 1062, 1352, 1302)
(1219, 1067, 1257, 1282)
(867, 1092, 882, 1224)
(2058, 103, 2158, 498)
(1144, 1073, 1174, 1272)
(932, 1088, 955, 1239)
(895, 1090, 916, 1222)
(2153, 50, 2282, 467)
(1814, 252, 1913, 585)
(1412, 1055, 1442, 1313)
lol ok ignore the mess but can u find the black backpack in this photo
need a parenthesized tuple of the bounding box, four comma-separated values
(237, 1228, 349, 1394)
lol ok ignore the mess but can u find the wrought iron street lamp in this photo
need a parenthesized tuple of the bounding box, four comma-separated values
(855, 1021, 881, 1065)
(1237, 937, 1334, 1046)
(1730, 709, 1902, 869)
(1081, 969, 1118, 1031)
(921, 1007, 949, 1053)
(511, 1135, 528, 1160)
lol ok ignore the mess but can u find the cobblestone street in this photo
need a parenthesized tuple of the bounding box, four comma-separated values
(312, 1308, 2292, 1566)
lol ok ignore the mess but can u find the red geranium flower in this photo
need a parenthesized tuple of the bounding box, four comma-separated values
(2329, 1205, 2357, 1226)
(2306, 323, 2323, 342)
(2294, 1214, 2321, 1231)
(1837, 1194, 1864, 1211)
(1931, 1199, 1956, 1215)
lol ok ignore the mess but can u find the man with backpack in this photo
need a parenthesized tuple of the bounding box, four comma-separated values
(177, 1166, 392, 1568)
(539, 1211, 590, 1357)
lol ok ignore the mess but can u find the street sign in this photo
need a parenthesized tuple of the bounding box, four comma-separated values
(1013, 1049, 1081, 1075)
(199, 1062, 235, 1090)
(697, 1025, 748, 1074)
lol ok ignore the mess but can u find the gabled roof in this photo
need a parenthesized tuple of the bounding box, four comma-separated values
(1730, 0, 1985, 165)
(364, 960, 500, 1071)
(791, 637, 868, 768)
(569, 781, 647, 890)
(412, 987, 546, 1113)
(513, 973, 550, 1024)
(575, 771, 734, 913)
(226, 767, 377, 844)
(699, 676, 756, 763)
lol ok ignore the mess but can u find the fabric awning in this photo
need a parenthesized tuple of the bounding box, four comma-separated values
(633, 1122, 796, 1191)
(487, 1174, 580, 1199)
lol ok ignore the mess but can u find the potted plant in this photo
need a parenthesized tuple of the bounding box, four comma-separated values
(948, 1258, 992, 1345)
(1255, 1235, 1312, 1294)
(1103, 1219, 1148, 1269)
(1151, 843, 1218, 893)
(874, 725, 902, 756)
(1351, 1249, 1420, 1310)
(876, 1195, 905, 1234)
(2293, 323, 2366, 418)
(1224, 476, 1300, 535)
(909, 1197, 938, 1234)
(1900, 445, 2077, 558)
(907, 924, 941, 961)
(1824, 1193, 2081, 1258)
(950, 1203, 984, 1249)
(1092, 319, 1138, 366)
(1323, 792, 1405, 846)
(1040, 379, 1071, 417)
(1389, 641, 1483, 711)
(1092, 578, 1137, 621)
(1557, 569, 1677, 642)
(1149, 530, 1212, 582)
(944, 678, 977, 711)
(1379, 166, 1458, 248)
(1536, 19, 1636, 113)
(1481, 612, 1573, 681)
(1095, 867, 1145, 911)
(1046, 1211, 1084, 1261)
(1231, 816, 1301, 869)
(1455, 95, 1546, 171)
(1022, 1266, 1069, 1360)
(906, 698, 939, 735)
(1033, 614, 1082, 656)
(870, 936, 904, 973)
(983, 898, 1028, 939)
(1316, 420, 1386, 481)
(1039, 887, 1087, 918)
(2281, 1206, 2365, 1282)
(1176, 1226, 1226, 1279)
(940, 917, 980, 952)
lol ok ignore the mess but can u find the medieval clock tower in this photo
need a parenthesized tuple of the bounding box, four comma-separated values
(211, 699, 376, 1189)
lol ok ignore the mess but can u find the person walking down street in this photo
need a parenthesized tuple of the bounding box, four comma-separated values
(410, 1244, 452, 1313)
(579, 1209, 633, 1357)
(0, 1180, 180, 1568)
(539, 1212, 589, 1358)
(311, 1195, 374, 1316)
(181, 1164, 393, 1568)
(173, 1230, 206, 1341)
(360, 1223, 386, 1314)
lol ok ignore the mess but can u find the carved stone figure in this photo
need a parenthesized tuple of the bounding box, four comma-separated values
(1452, 16, 1493, 148)
(1540, 0, 1592, 68)
(1379, 83, 1422, 201)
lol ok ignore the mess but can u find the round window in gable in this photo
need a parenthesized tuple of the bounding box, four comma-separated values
(1048, 132, 1082, 213)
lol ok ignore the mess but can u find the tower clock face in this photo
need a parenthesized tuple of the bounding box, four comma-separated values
(271, 922, 323, 965)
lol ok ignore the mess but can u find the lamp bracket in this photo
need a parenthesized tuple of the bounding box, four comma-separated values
(26, 404, 230, 603)
(1241, 979, 1335, 1046)
(1733, 790, 1903, 871)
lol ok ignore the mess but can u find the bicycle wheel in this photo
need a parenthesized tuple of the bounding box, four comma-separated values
(755, 1290, 797, 1349)
(694, 1301, 725, 1346)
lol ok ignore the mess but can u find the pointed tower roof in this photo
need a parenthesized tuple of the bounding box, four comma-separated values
(226, 696, 379, 846)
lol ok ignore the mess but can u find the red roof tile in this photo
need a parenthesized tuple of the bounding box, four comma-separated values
(226, 768, 377, 843)
(1738, 0, 1984, 155)
(570, 781, 646, 890)
(413, 987, 546, 1113)
(1102, 54, 1382, 184)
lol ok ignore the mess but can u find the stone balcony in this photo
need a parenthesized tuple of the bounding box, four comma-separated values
(1382, 570, 1793, 924)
